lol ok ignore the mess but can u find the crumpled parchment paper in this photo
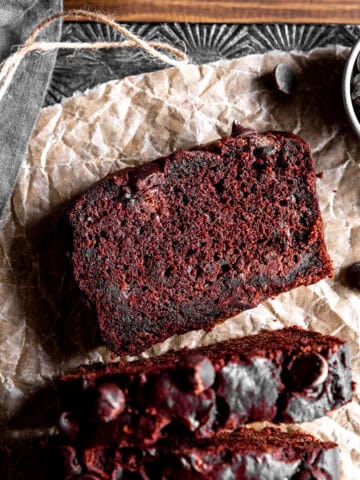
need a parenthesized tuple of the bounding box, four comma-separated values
(0, 46, 359, 478)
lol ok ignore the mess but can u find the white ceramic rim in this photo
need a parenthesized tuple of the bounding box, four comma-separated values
(343, 39, 360, 138)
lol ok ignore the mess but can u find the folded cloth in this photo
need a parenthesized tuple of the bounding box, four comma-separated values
(0, 0, 62, 219)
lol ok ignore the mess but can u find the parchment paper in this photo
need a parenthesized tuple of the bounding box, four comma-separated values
(0, 46, 359, 478)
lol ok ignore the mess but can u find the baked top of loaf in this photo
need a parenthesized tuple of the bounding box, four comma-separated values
(58, 327, 352, 448)
(56, 427, 339, 479)
(67, 124, 332, 355)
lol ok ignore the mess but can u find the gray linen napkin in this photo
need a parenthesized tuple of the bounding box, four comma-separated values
(0, 0, 62, 219)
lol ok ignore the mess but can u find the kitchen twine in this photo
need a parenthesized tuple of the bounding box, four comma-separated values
(0, 9, 189, 103)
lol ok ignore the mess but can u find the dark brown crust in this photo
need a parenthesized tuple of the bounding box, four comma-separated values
(67, 126, 333, 356)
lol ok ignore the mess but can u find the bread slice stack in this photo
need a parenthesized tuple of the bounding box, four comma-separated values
(54, 327, 352, 479)
(50, 126, 353, 479)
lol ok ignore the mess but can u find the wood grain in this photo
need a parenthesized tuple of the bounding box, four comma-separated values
(64, 0, 360, 24)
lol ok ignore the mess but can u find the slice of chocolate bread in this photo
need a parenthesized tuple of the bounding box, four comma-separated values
(58, 328, 352, 448)
(56, 427, 340, 479)
(67, 124, 333, 355)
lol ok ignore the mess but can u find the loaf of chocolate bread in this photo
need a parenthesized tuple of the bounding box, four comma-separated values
(67, 124, 333, 355)
(58, 327, 352, 448)
(56, 427, 340, 479)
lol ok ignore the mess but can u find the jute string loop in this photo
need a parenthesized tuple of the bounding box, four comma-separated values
(0, 9, 189, 102)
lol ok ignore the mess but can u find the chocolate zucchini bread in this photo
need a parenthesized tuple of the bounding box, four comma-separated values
(67, 123, 333, 355)
(58, 327, 352, 448)
(56, 427, 340, 479)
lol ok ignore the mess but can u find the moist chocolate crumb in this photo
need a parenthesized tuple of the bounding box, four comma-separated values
(67, 126, 332, 357)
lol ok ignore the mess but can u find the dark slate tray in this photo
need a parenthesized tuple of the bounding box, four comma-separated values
(45, 23, 360, 106)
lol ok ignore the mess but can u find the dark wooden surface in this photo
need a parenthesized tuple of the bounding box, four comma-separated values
(64, 0, 360, 24)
